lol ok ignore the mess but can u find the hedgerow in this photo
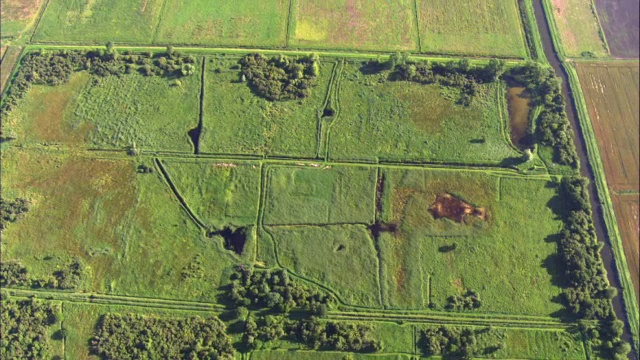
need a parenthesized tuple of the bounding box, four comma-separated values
(418, 326, 504, 360)
(0, 198, 30, 231)
(90, 313, 234, 360)
(557, 177, 630, 359)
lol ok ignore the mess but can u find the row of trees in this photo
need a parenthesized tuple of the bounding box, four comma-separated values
(0, 258, 86, 290)
(90, 313, 234, 360)
(239, 53, 320, 101)
(505, 62, 579, 167)
(243, 315, 381, 353)
(0, 296, 60, 360)
(557, 177, 630, 359)
(1, 45, 196, 118)
(228, 267, 334, 313)
(0, 197, 30, 231)
(418, 326, 503, 359)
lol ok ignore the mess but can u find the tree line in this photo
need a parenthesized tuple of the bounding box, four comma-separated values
(557, 177, 630, 359)
(239, 53, 320, 101)
(90, 313, 234, 360)
(418, 326, 503, 360)
(0, 258, 87, 290)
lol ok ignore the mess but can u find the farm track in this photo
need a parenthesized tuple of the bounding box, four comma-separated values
(533, 0, 636, 354)
(3, 287, 572, 330)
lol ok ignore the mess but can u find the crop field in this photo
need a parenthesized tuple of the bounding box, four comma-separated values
(416, 0, 527, 57)
(2, 43, 629, 357)
(0, 0, 43, 40)
(155, 0, 289, 47)
(289, 0, 418, 52)
(32, 0, 164, 43)
(612, 195, 640, 300)
(594, 0, 639, 58)
(546, 0, 608, 57)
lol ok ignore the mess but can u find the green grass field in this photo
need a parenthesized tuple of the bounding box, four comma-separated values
(0, 148, 246, 302)
(416, 0, 528, 57)
(379, 169, 564, 315)
(328, 63, 521, 164)
(267, 224, 381, 307)
(263, 165, 376, 225)
(545, 0, 608, 57)
(3, 66, 201, 152)
(155, 0, 289, 47)
(33, 0, 164, 43)
(200, 58, 334, 157)
(289, 0, 418, 52)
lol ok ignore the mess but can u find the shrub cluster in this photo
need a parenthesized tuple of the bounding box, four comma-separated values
(239, 53, 320, 101)
(418, 326, 503, 360)
(243, 315, 381, 353)
(505, 62, 578, 167)
(557, 177, 630, 359)
(446, 289, 481, 311)
(90, 313, 234, 360)
(389, 56, 505, 106)
(0, 261, 29, 287)
(0, 197, 30, 231)
(228, 267, 334, 313)
(1, 297, 59, 360)
(0, 258, 86, 290)
(1, 47, 196, 118)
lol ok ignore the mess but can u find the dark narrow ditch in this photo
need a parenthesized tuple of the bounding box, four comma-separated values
(533, 0, 635, 352)
(189, 59, 207, 155)
(208, 227, 247, 256)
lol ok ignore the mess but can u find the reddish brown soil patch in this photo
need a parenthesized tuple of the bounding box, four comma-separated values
(1, 0, 41, 21)
(429, 193, 487, 223)
(594, 0, 639, 58)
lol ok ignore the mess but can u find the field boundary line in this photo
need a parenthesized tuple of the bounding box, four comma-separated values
(322, 59, 344, 161)
(539, 0, 567, 61)
(519, 0, 545, 62)
(412, 0, 422, 52)
(285, 0, 294, 48)
(193, 57, 206, 154)
(154, 158, 208, 231)
(587, 0, 611, 56)
(151, 0, 170, 44)
(564, 62, 639, 350)
(28, 0, 52, 44)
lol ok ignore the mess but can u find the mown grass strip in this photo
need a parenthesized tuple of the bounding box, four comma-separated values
(564, 62, 640, 351)
(519, 0, 545, 61)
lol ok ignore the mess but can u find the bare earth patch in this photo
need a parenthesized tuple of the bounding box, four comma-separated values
(1, 0, 41, 21)
(429, 193, 487, 223)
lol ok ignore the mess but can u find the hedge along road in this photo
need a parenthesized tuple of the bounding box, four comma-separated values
(533, 0, 635, 354)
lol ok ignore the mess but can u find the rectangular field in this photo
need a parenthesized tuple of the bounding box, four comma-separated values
(547, 0, 608, 57)
(416, 0, 527, 57)
(289, 0, 418, 52)
(328, 62, 520, 164)
(575, 62, 639, 191)
(594, 0, 639, 58)
(155, 0, 289, 47)
(0, 0, 43, 39)
(33, 0, 163, 43)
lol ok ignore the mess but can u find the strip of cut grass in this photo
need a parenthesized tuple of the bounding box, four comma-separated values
(200, 58, 334, 157)
(155, 0, 288, 47)
(33, 0, 163, 43)
(263, 165, 376, 225)
(289, 0, 418, 52)
(328, 63, 520, 164)
(416, 0, 527, 58)
(268, 224, 381, 307)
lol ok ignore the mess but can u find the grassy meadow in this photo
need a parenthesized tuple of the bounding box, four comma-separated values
(33, 0, 164, 43)
(200, 58, 334, 157)
(263, 165, 376, 225)
(379, 168, 564, 315)
(547, 0, 608, 57)
(3, 64, 201, 152)
(289, 0, 418, 52)
(0, 148, 246, 302)
(416, 0, 527, 57)
(155, 0, 289, 47)
(267, 224, 381, 307)
(328, 63, 521, 164)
